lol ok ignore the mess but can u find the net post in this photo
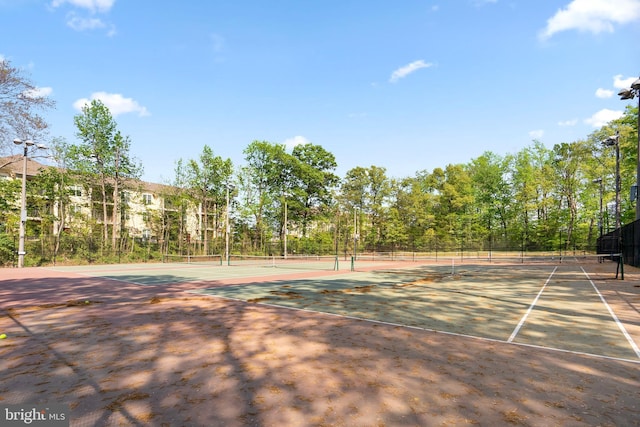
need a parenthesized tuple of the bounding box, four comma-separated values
(350, 256, 355, 271)
(334, 256, 339, 271)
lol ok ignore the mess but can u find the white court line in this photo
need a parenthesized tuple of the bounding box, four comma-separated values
(508, 266, 557, 342)
(581, 267, 640, 359)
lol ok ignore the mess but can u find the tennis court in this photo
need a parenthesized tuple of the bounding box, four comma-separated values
(1, 255, 639, 426)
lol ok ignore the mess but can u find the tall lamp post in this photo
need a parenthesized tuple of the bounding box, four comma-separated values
(283, 193, 288, 259)
(603, 132, 621, 231)
(618, 77, 640, 221)
(225, 182, 235, 265)
(13, 138, 47, 268)
(593, 178, 603, 238)
(353, 206, 360, 260)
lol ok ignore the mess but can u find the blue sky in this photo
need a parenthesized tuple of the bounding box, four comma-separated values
(2, 0, 639, 184)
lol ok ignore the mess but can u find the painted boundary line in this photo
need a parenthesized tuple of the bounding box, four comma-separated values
(508, 266, 557, 342)
(41, 268, 189, 287)
(581, 266, 640, 359)
(190, 290, 640, 365)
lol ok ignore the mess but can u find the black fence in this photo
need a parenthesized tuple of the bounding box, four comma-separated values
(597, 219, 640, 267)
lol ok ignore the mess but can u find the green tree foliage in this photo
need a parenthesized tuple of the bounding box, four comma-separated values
(290, 143, 339, 236)
(240, 140, 339, 254)
(67, 99, 142, 254)
(5, 95, 639, 264)
(184, 145, 233, 254)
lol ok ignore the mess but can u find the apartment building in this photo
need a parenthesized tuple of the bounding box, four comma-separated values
(0, 155, 203, 243)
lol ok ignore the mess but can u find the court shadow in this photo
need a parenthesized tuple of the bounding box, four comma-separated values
(0, 268, 639, 426)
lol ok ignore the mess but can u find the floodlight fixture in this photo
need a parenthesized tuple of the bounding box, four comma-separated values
(602, 135, 619, 147)
(619, 88, 635, 100)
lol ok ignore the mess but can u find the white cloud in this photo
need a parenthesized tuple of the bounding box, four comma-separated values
(613, 74, 637, 89)
(23, 87, 53, 98)
(52, 0, 116, 34)
(389, 60, 433, 83)
(558, 119, 578, 126)
(584, 108, 624, 127)
(51, 0, 115, 13)
(66, 13, 105, 31)
(283, 136, 310, 150)
(529, 129, 545, 139)
(73, 92, 150, 117)
(539, 0, 640, 40)
(595, 88, 613, 98)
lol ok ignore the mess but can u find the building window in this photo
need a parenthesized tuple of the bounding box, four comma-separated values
(69, 186, 82, 197)
(142, 193, 152, 205)
(142, 229, 151, 239)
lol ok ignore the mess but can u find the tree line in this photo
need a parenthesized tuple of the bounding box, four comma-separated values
(0, 58, 638, 265)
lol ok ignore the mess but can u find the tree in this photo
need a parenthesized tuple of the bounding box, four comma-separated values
(0, 59, 55, 155)
(468, 152, 513, 248)
(34, 137, 75, 264)
(68, 99, 142, 254)
(290, 143, 339, 236)
(432, 164, 475, 251)
(340, 165, 391, 251)
(551, 141, 590, 250)
(242, 141, 290, 253)
(185, 145, 233, 254)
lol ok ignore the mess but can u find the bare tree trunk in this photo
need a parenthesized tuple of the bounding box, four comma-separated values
(112, 147, 120, 251)
(100, 174, 108, 253)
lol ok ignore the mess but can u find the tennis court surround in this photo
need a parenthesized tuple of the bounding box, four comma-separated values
(2, 253, 639, 425)
(52, 253, 640, 361)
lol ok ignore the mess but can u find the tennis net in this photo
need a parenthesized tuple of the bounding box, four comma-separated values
(228, 254, 340, 270)
(162, 254, 223, 265)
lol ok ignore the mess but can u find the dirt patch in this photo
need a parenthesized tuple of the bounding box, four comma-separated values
(269, 290, 303, 299)
(319, 289, 342, 295)
(248, 297, 272, 303)
(349, 285, 376, 293)
(16, 300, 104, 310)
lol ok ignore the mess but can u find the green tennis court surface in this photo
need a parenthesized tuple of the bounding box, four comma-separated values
(193, 262, 640, 362)
(49, 258, 640, 362)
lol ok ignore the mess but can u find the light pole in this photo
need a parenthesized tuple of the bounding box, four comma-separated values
(353, 206, 359, 260)
(225, 182, 235, 265)
(593, 178, 603, 238)
(13, 138, 46, 268)
(618, 77, 640, 221)
(283, 193, 288, 259)
(282, 192, 292, 259)
(603, 132, 621, 231)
